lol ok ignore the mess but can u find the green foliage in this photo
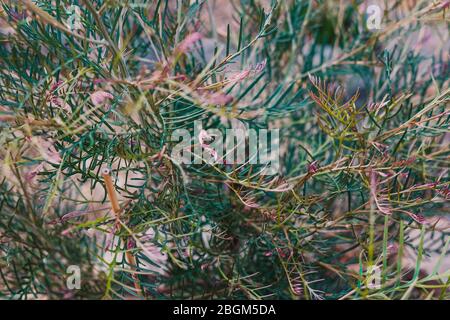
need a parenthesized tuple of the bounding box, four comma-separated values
(0, 0, 448, 300)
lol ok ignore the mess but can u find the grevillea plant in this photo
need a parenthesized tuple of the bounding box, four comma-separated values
(0, 0, 449, 300)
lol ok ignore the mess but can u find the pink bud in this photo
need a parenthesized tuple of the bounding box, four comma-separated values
(127, 238, 136, 250)
(410, 213, 427, 225)
(198, 130, 213, 145)
(50, 80, 63, 92)
(91, 90, 113, 106)
(292, 284, 302, 295)
(308, 161, 319, 174)
(253, 59, 267, 73)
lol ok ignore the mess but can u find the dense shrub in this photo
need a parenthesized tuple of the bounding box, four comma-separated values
(0, 0, 448, 299)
